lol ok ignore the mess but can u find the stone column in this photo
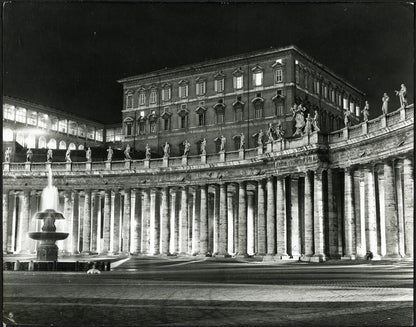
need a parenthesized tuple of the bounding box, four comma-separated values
(199, 185, 208, 255)
(91, 191, 99, 253)
(213, 185, 220, 254)
(72, 191, 80, 254)
(377, 166, 386, 256)
(403, 158, 413, 258)
(192, 186, 200, 255)
(217, 183, 228, 256)
(395, 162, 405, 256)
(383, 161, 400, 257)
(276, 177, 288, 259)
(247, 188, 255, 255)
(63, 190, 73, 253)
(266, 176, 276, 256)
(131, 189, 141, 254)
(257, 180, 266, 255)
(150, 188, 158, 255)
(353, 170, 364, 257)
(16, 190, 30, 253)
(102, 190, 111, 253)
(122, 189, 131, 253)
(327, 169, 338, 258)
(304, 171, 314, 258)
(141, 189, 150, 254)
(226, 185, 234, 254)
(160, 187, 169, 255)
(312, 169, 326, 261)
(170, 188, 177, 254)
(3, 191, 9, 253)
(238, 182, 247, 256)
(364, 166, 380, 259)
(28, 191, 39, 253)
(290, 176, 300, 259)
(82, 190, 91, 253)
(343, 168, 356, 259)
(180, 186, 188, 254)
(111, 191, 121, 254)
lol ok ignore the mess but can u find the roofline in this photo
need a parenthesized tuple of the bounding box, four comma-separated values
(117, 45, 365, 96)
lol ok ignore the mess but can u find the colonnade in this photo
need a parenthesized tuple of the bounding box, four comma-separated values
(2, 158, 413, 260)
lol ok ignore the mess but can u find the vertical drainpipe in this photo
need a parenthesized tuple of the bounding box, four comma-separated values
(246, 58, 251, 149)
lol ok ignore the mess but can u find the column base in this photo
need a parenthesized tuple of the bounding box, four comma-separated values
(235, 253, 249, 258)
(290, 254, 301, 261)
(382, 254, 403, 260)
(277, 254, 292, 260)
(263, 254, 276, 261)
(341, 255, 356, 260)
(214, 253, 231, 258)
(310, 254, 326, 262)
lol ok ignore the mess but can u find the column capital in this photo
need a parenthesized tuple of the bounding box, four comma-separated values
(169, 187, 178, 195)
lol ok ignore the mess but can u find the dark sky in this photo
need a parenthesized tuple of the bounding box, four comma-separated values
(3, 2, 414, 124)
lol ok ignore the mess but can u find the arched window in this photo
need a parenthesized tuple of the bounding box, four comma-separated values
(38, 136, 47, 149)
(213, 101, 226, 124)
(252, 94, 264, 119)
(161, 108, 172, 131)
(232, 97, 245, 122)
(124, 117, 134, 136)
(26, 135, 36, 149)
(59, 140, 66, 149)
(68, 143, 76, 150)
(178, 105, 189, 129)
(48, 138, 57, 149)
(3, 128, 13, 142)
(78, 144, 84, 150)
(195, 105, 206, 126)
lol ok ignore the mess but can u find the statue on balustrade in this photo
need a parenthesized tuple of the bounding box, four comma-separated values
(361, 101, 370, 122)
(216, 135, 226, 152)
(26, 148, 33, 162)
(304, 114, 313, 135)
(200, 138, 206, 155)
(395, 84, 407, 109)
(312, 110, 320, 132)
(47, 149, 53, 163)
(4, 147, 11, 162)
(382, 93, 390, 115)
(124, 144, 131, 160)
(65, 149, 72, 163)
(145, 144, 151, 159)
(85, 147, 92, 162)
(239, 133, 245, 150)
(163, 142, 170, 158)
(255, 130, 264, 146)
(267, 123, 275, 142)
(183, 140, 190, 156)
(291, 103, 306, 136)
(106, 146, 113, 162)
(344, 109, 351, 127)
(275, 121, 285, 140)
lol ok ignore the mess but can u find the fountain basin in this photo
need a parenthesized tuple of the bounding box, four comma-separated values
(28, 232, 69, 241)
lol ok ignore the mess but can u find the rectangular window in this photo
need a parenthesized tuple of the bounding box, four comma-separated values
(139, 121, 146, 135)
(58, 119, 67, 133)
(180, 116, 187, 129)
(217, 112, 224, 124)
(196, 81, 206, 96)
(198, 113, 205, 126)
(164, 119, 170, 131)
(179, 85, 188, 98)
(162, 88, 171, 101)
(96, 129, 103, 142)
(275, 103, 284, 116)
(275, 69, 283, 83)
(115, 127, 123, 141)
(255, 107, 262, 119)
(343, 98, 348, 110)
(78, 126, 86, 138)
(50, 119, 58, 131)
(139, 93, 146, 106)
(106, 129, 115, 142)
(27, 110, 37, 126)
(126, 94, 133, 108)
(235, 109, 243, 122)
(68, 121, 77, 135)
(215, 79, 224, 93)
(126, 123, 132, 136)
(234, 76, 243, 89)
(87, 126, 95, 140)
(150, 121, 157, 133)
(38, 114, 48, 128)
(4, 105, 15, 120)
(15, 108, 27, 123)
(150, 90, 157, 104)
(253, 72, 263, 86)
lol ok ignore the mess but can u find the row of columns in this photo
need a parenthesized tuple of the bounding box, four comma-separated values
(3, 158, 413, 260)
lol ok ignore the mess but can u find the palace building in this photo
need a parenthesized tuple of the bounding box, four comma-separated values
(2, 46, 414, 261)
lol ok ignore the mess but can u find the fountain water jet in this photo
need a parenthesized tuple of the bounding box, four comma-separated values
(28, 167, 68, 261)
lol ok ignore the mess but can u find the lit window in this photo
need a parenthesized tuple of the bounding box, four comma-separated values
(68, 121, 77, 135)
(3, 128, 13, 142)
(87, 126, 95, 140)
(15, 107, 27, 123)
(95, 129, 103, 142)
(275, 69, 283, 83)
(106, 129, 115, 142)
(38, 136, 46, 148)
(3, 105, 15, 121)
(253, 72, 263, 86)
(179, 85, 189, 98)
(26, 135, 36, 149)
(162, 87, 171, 101)
(126, 94, 133, 108)
(215, 79, 224, 93)
(234, 75, 243, 89)
(50, 118, 58, 131)
(115, 128, 123, 141)
(27, 110, 37, 126)
(78, 126, 86, 138)
(196, 81, 206, 96)
(48, 138, 57, 149)
(343, 97, 348, 110)
(350, 102, 355, 113)
(150, 90, 157, 104)
(58, 120, 67, 133)
(16, 133, 24, 146)
(38, 114, 48, 129)
(68, 143, 76, 150)
(139, 92, 146, 106)
(59, 140, 66, 149)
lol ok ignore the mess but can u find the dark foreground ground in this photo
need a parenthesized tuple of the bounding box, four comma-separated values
(3, 257, 413, 327)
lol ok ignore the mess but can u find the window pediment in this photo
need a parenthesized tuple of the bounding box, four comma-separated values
(214, 71, 225, 79)
(161, 109, 172, 119)
(213, 102, 226, 111)
(251, 64, 264, 73)
(195, 106, 207, 114)
(272, 94, 285, 102)
(137, 115, 147, 122)
(137, 86, 147, 93)
(147, 112, 158, 122)
(178, 107, 189, 117)
(232, 99, 245, 108)
(232, 67, 244, 76)
(161, 82, 171, 88)
(178, 79, 189, 86)
(195, 76, 206, 83)
(271, 59, 284, 68)
(251, 96, 265, 104)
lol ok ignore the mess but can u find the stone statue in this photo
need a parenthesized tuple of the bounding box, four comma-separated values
(163, 142, 170, 158)
(107, 146, 113, 162)
(26, 148, 33, 162)
(344, 109, 351, 127)
(395, 84, 407, 109)
(267, 123, 275, 142)
(200, 138, 206, 155)
(124, 144, 131, 160)
(86, 147, 92, 162)
(304, 114, 313, 135)
(145, 144, 151, 159)
(65, 149, 72, 163)
(4, 147, 11, 162)
(239, 133, 245, 150)
(312, 110, 320, 132)
(183, 140, 190, 156)
(220, 135, 226, 152)
(382, 93, 389, 115)
(275, 121, 285, 140)
(47, 149, 53, 162)
(291, 104, 306, 136)
(361, 101, 370, 122)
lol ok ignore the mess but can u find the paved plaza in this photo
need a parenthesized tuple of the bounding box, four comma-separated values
(3, 257, 413, 326)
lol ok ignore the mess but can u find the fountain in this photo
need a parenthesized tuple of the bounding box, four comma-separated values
(28, 167, 68, 261)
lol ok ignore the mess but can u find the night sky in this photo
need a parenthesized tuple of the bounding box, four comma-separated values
(3, 2, 414, 124)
